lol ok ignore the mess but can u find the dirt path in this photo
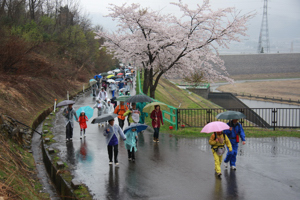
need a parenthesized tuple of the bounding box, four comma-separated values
(217, 79, 300, 102)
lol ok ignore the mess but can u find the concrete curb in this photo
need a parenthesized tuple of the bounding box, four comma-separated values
(31, 88, 92, 200)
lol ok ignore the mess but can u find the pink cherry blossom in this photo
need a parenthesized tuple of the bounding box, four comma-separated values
(96, 1, 254, 98)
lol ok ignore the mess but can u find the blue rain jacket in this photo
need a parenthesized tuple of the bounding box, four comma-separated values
(223, 122, 246, 144)
(124, 129, 138, 152)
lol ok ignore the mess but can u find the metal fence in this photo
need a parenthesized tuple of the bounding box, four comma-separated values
(177, 108, 300, 129)
(137, 70, 178, 130)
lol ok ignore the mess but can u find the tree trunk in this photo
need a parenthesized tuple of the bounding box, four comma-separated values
(149, 70, 164, 99)
(143, 68, 149, 94)
(0, 0, 6, 17)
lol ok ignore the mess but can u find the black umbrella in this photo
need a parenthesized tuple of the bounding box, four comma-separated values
(216, 111, 246, 120)
(125, 94, 153, 103)
(91, 113, 118, 124)
(101, 72, 109, 76)
(56, 100, 76, 107)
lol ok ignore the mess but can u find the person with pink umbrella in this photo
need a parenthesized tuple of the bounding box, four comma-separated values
(201, 121, 232, 177)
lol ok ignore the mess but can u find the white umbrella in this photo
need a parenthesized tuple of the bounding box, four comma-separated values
(126, 73, 131, 76)
(107, 79, 115, 83)
(107, 71, 114, 74)
(113, 69, 120, 72)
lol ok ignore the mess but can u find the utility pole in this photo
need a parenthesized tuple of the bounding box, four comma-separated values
(257, 0, 270, 53)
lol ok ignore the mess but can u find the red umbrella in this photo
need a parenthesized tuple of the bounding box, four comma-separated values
(117, 73, 123, 76)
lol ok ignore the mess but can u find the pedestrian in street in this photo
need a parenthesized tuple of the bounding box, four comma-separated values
(125, 127, 138, 162)
(110, 97, 117, 109)
(223, 119, 246, 170)
(114, 101, 128, 130)
(98, 87, 108, 101)
(123, 102, 140, 126)
(96, 76, 100, 89)
(103, 119, 126, 167)
(124, 82, 130, 95)
(102, 80, 107, 91)
(93, 99, 107, 127)
(62, 103, 78, 142)
(150, 105, 164, 142)
(92, 83, 97, 97)
(78, 111, 88, 139)
(136, 102, 148, 124)
(119, 88, 125, 96)
(110, 82, 117, 98)
(209, 131, 232, 177)
(105, 99, 115, 114)
(118, 81, 124, 90)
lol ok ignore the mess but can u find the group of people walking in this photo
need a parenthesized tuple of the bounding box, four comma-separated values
(62, 70, 165, 167)
(61, 81, 245, 175)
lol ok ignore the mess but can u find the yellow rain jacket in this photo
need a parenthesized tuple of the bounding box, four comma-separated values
(209, 132, 232, 151)
(209, 132, 232, 174)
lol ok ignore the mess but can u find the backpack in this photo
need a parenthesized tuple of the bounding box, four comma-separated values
(211, 132, 226, 154)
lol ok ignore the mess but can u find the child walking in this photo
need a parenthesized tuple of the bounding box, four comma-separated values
(209, 131, 232, 177)
(125, 127, 138, 162)
(78, 111, 88, 139)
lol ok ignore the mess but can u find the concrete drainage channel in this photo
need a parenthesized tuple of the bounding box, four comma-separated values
(32, 88, 93, 200)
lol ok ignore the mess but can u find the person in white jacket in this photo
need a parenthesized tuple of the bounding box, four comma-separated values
(98, 87, 108, 101)
(93, 99, 107, 127)
(105, 99, 115, 114)
(103, 119, 126, 166)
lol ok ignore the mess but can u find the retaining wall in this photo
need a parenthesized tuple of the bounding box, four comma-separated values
(31, 88, 92, 200)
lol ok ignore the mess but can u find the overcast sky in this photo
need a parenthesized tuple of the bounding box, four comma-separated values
(81, 0, 300, 53)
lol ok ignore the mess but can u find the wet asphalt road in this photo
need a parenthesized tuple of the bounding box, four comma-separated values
(49, 83, 300, 200)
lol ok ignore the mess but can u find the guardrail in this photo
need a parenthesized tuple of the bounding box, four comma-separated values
(177, 108, 300, 130)
(232, 93, 300, 104)
(137, 70, 178, 130)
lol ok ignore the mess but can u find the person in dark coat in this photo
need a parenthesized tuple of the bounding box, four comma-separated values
(150, 105, 164, 142)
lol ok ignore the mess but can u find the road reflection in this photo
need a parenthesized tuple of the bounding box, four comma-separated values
(66, 141, 75, 165)
(224, 170, 238, 199)
(76, 139, 93, 163)
(105, 166, 120, 199)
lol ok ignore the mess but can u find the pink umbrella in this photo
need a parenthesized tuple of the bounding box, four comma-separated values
(201, 121, 230, 133)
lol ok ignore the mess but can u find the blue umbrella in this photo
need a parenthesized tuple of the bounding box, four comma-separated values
(89, 79, 97, 85)
(94, 75, 102, 79)
(115, 78, 123, 82)
(75, 106, 94, 120)
(124, 123, 148, 134)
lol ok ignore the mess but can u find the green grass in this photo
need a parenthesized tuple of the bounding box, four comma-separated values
(0, 137, 50, 199)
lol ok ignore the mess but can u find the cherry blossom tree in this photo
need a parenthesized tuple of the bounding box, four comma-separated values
(96, 0, 253, 98)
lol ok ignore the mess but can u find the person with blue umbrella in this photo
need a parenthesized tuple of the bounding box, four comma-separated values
(78, 111, 88, 139)
(123, 123, 148, 162)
